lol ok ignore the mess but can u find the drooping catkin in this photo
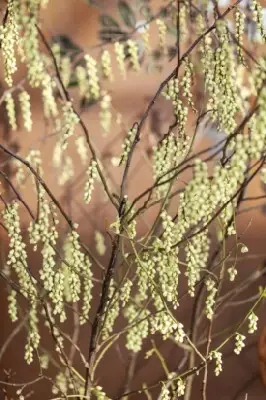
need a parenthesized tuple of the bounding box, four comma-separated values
(114, 41, 126, 79)
(19, 90, 32, 132)
(5, 92, 17, 130)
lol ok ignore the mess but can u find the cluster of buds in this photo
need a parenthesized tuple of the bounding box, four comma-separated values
(5, 92, 17, 130)
(156, 19, 167, 55)
(84, 54, 100, 99)
(101, 49, 113, 81)
(114, 41, 126, 79)
(119, 124, 138, 165)
(84, 159, 98, 204)
(235, 7, 245, 64)
(251, 0, 266, 41)
(127, 39, 140, 72)
(99, 91, 112, 134)
(19, 90, 32, 132)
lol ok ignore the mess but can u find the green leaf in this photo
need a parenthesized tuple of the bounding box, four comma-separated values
(68, 79, 78, 88)
(118, 1, 136, 29)
(167, 24, 178, 37)
(99, 29, 127, 43)
(140, 6, 152, 19)
(87, 0, 104, 8)
(52, 35, 81, 56)
(100, 14, 120, 30)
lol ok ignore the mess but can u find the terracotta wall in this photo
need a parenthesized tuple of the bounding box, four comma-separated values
(0, 1, 266, 399)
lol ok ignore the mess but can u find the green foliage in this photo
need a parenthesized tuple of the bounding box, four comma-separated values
(118, 1, 137, 29)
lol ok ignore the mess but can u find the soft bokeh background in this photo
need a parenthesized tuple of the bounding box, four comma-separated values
(0, 1, 266, 399)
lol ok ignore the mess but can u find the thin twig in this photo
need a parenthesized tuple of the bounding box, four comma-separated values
(36, 25, 118, 211)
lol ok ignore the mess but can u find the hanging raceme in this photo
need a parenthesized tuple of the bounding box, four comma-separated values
(119, 124, 138, 165)
(141, 23, 150, 54)
(3, 202, 33, 299)
(195, 13, 205, 36)
(152, 132, 189, 197)
(261, 166, 266, 184)
(159, 385, 171, 400)
(14, 158, 26, 187)
(19, 90, 32, 132)
(25, 301, 40, 364)
(7, 290, 18, 322)
(20, 16, 45, 88)
(176, 378, 186, 397)
(185, 231, 210, 298)
(63, 227, 93, 325)
(0, 0, 19, 87)
(120, 278, 133, 307)
(179, 2, 188, 41)
(3, 201, 41, 365)
(101, 279, 120, 340)
(84, 159, 98, 204)
(176, 159, 211, 240)
(207, 20, 239, 134)
(52, 265, 67, 323)
(235, 7, 245, 65)
(42, 73, 58, 118)
(101, 49, 114, 81)
(79, 251, 93, 325)
(60, 56, 72, 87)
(181, 57, 194, 108)
(58, 155, 74, 186)
(234, 332, 246, 355)
(205, 278, 218, 319)
(136, 251, 156, 301)
(52, 371, 68, 396)
(5, 92, 17, 130)
(110, 196, 137, 239)
(156, 18, 167, 55)
(114, 41, 126, 79)
(95, 230, 106, 256)
(62, 231, 83, 319)
(252, 87, 266, 156)
(28, 186, 56, 251)
(127, 39, 140, 72)
(199, 31, 214, 88)
(124, 299, 150, 352)
(153, 211, 181, 307)
(84, 54, 101, 100)
(39, 353, 49, 370)
(163, 78, 189, 133)
(122, 197, 137, 238)
(61, 101, 79, 150)
(92, 386, 111, 400)
(248, 311, 259, 333)
(26, 149, 43, 176)
(75, 135, 88, 165)
(14, 148, 42, 188)
(29, 188, 59, 317)
(251, 0, 266, 41)
(99, 90, 112, 134)
(75, 65, 90, 97)
(52, 121, 64, 168)
(210, 350, 223, 376)
(51, 42, 61, 67)
(150, 297, 185, 343)
(49, 102, 78, 185)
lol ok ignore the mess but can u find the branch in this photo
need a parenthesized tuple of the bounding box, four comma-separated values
(36, 25, 118, 211)
(0, 143, 74, 229)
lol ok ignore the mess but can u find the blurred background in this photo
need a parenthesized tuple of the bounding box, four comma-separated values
(0, 0, 266, 398)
